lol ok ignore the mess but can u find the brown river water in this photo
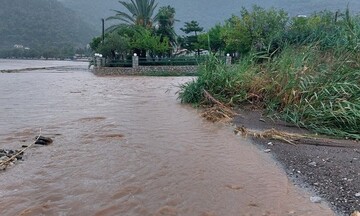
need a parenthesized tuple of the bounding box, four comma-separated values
(0, 60, 334, 216)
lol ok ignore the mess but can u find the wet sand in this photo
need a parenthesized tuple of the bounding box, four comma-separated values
(233, 109, 360, 215)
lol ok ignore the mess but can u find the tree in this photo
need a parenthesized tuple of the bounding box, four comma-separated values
(90, 27, 132, 60)
(180, 20, 204, 35)
(89, 36, 102, 51)
(239, 6, 288, 52)
(221, 6, 288, 56)
(180, 20, 204, 55)
(97, 31, 131, 60)
(107, 0, 158, 31)
(103, 1, 176, 59)
(221, 15, 252, 54)
(197, 24, 225, 54)
(156, 5, 177, 51)
(132, 28, 170, 58)
(287, 11, 338, 46)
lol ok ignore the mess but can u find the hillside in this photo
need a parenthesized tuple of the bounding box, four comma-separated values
(0, 0, 97, 51)
(59, 0, 360, 33)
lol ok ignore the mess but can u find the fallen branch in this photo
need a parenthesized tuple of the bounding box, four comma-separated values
(201, 107, 232, 122)
(201, 90, 237, 122)
(235, 126, 306, 145)
(235, 126, 360, 148)
(203, 90, 237, 116)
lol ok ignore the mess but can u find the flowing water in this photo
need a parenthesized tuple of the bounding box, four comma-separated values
(0, 60, 333, 216)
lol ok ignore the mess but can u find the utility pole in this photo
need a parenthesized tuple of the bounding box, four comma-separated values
(102, 18, 105, 44)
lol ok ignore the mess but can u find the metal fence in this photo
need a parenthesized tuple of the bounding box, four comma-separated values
(105, 59, 133, 67)
(105, 56, 218, 67)
(139, 57, 207, 66)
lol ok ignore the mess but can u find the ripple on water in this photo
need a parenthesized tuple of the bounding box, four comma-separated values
(0, 63, 334, 215)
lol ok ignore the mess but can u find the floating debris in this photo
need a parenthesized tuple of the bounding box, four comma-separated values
(0, 132, 53, 170)
(0, 149, 24, 170)
(0, 149, 23, 161)
(34, 136, 53, 145)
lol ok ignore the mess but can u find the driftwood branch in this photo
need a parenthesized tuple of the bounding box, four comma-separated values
(235, 126, 299, 145)
(235, 126, 359, 148)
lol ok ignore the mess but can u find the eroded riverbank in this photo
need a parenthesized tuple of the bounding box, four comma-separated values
(0, 62, 333, 215)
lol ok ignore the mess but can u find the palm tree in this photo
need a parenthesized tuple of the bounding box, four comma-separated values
(107, 0, 158, 31)
(156, 6, 178, 48)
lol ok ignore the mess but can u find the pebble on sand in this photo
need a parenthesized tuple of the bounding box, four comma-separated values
(308, 161, 317, 167)
(264, 149, 271, 153)
(310, 196, 322, 203)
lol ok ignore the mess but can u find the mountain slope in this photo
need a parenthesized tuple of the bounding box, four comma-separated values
(0, 0, 96, 50)
(59, 0, 360, 33)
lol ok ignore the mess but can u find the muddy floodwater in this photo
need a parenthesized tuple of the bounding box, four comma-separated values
(0, 60, 333, 215)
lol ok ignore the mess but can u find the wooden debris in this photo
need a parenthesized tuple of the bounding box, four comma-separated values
(234, 126, 306, 145)
(0, 130, 50, 170)
(234, 126, 359, 148)
(201, 90, 237, 122)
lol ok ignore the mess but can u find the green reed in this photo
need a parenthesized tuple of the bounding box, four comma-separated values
(178, 8, 360, 139)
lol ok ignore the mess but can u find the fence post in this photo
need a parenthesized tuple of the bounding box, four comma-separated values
(132, 53, 139, 68)
(226, 53, 232, 65)
(94, 53, 104, 67)
(101, 57, 106, 67)
(96, 57, 101, 67)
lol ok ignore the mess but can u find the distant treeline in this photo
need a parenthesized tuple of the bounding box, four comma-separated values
(0, 46, 91, 59)
(0, 0, 96, 58)
(59, 0, 360, 32)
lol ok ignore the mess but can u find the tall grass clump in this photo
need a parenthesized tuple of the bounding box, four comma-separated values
(179, 7, 360, 139)
(266, 46, 360, 139)
(178, 55, 265, 106)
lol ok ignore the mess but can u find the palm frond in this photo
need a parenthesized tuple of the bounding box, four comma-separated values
(107, 0, 158, 28)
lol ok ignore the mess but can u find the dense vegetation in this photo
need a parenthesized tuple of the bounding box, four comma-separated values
(59, 0, 360, 32)
(90, 0, 179, 66)
(179, 7, 360, 139)
(90, 0, 210, 66)
(0, 0, 96, 58)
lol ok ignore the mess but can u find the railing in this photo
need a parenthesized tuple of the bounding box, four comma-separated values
(138, 57, 208, 66)
(101, 56, 231, 68)
(104, 57, 209, 67)
(105, 59, 132, 67)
